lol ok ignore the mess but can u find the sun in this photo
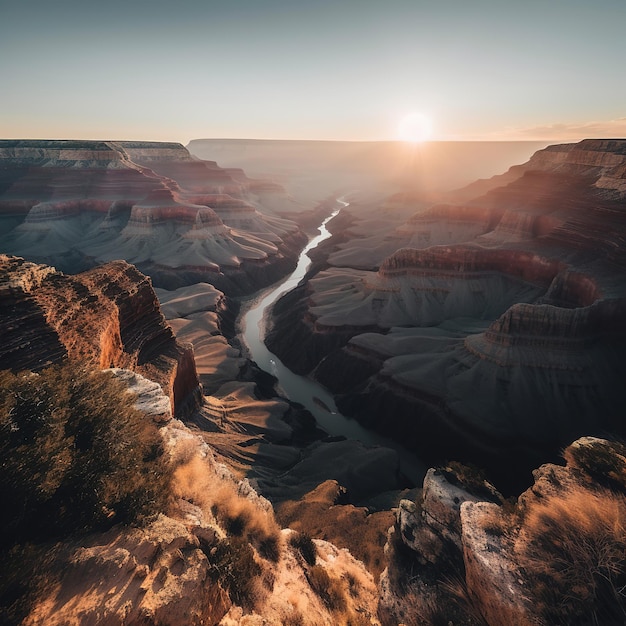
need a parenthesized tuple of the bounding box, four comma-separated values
(397, 112, 434, 143)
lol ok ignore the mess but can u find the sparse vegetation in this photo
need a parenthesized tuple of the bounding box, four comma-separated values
(0, 362, 171, 542)
(440, 461, 499, 501)
(516, 485, 626, 624)
(307, 564, 346, 612)
(172, 454, 282, 563)
(290, 531, 317, 565)
(276, 485, 393, 580)
(564, 438, 626, 490)
(477, 503, 512, 537)
(0, 542, 65, 626)
(258, 534, 281, 563)
(208, 537, 262, 610)
(441, 572, 490, 626)
(0, 361, 172, 624)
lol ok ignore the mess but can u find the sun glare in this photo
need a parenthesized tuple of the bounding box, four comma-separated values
(397, 112, 434, 143)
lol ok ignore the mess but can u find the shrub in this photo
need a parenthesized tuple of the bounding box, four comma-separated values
(289, 531, 317, 566)
(307, 565, 346, 611)
(517, 485, 626, 624)
(225, 511, 249, 537)
(0, 362, 171, 544)
(258, 534, 281, 563)
(208, 537, 262, 609)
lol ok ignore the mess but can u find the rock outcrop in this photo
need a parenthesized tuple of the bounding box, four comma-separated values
(0, 140, 306, 294)
(0, 254, 200, 416)
(381, 436, 626, 626)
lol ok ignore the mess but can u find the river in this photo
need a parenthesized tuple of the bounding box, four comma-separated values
(240, 200, 426, 485)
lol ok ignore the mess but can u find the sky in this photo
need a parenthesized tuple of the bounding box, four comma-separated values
(1, 0, 625, 143)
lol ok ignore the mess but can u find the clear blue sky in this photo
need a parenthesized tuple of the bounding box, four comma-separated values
(1, 0, 625, 142)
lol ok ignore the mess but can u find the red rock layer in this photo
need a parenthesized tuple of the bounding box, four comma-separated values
(0, 255, 200, 417)
(378, 246, 566, 286)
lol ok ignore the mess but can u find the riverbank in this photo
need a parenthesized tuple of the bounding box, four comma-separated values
(237, 202, 427, 486)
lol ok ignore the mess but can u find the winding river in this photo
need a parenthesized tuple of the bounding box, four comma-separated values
(240, 200, 426, 485)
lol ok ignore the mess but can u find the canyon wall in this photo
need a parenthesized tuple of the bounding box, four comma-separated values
(267, 138, 626, 489)
(0, 254, 200, 417)
(0, 140, 306, 294)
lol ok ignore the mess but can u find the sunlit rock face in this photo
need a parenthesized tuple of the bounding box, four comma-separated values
(0, 140, 306, 293)
(268, 139, 626, 489)
(0, 254, 201, 417)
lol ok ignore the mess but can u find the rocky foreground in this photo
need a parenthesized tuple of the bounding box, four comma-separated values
(2, 252, 625, 625)
(266, 139, 626, 490)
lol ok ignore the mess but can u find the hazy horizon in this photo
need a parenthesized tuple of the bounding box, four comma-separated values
(2, 1, 626, 144)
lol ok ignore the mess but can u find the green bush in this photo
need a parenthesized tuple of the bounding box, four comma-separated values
(0, 361, 171, 543)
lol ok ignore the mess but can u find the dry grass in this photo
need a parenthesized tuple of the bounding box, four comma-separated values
(172, 452, 283, 611)
(172, 455, 282, 561)
(277, 493, 392, 580)
(280, 607, 305, 626)
(207, 537, 262, 610)
(307, 565, 346, 612)
(289, 531, 317, 566)
(303, 561, 378, 624)
(441, 572, 489, 626)
(477, 504, 513, 538)
(516, 485, 626, 624)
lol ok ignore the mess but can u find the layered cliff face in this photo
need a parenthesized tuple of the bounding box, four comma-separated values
(0, 140, 306, 294)
(267, 139, 626, 488)
(0, 254, 200, 417)
(328, 204, 497, 269)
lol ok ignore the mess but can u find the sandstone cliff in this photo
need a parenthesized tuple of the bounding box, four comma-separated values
(0, 255, 384, 625)
(17, 369, 381, 626)
(0, 255, 200, 417)
(3, 219, 625, 624)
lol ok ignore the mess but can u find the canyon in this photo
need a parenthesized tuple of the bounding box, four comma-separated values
(1, 137, 626, 624)
(264, 139, 626, 490)
(0, 140, 306, 294)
